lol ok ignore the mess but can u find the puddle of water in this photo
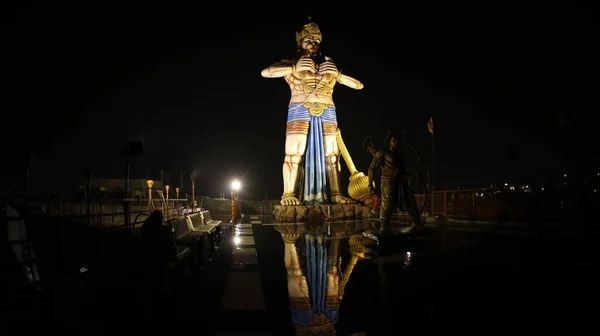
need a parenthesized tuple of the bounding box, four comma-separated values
(255, 214, 596, 333)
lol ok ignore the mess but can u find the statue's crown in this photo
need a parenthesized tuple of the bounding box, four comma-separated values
(296, 21, 322, 43)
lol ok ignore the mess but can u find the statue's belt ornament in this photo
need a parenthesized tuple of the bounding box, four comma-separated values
(303, 102, 330, 117)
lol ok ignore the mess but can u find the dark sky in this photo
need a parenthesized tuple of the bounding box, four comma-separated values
(4, 2, 598, 199)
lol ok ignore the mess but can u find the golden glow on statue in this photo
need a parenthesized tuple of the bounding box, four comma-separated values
(261, 20, 364, 206)
(303, 101, 327, 117)
(295, 22, 322, 44)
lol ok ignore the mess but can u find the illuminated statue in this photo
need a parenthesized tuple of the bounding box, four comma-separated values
(368, 130, 425, 233)
(261, 20, 364, 206)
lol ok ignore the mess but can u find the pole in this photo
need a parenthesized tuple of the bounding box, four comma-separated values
(191, 179, 196, 213)
(430, 132, 435, 217)
(87, 172, 93, 226)
(165, 185, 170, 220)
(230, 190, 235, 223)
(179, 173, 184, 195)
(125, 155, 131, 228)
(176, 187, 180, 215)
(0, 178, 7, 275)
(23, 156, 35, 284)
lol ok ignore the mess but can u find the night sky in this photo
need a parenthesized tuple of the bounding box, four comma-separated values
(5, 3, 598, 199)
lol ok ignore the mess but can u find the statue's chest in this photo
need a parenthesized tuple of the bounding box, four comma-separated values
(292, 71, 332, 93)
(383, 153, 403, 171)
(292, 71, 324, 83)
(384, 153, 397, 164)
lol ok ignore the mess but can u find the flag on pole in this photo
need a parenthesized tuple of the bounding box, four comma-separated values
(427, 117, 434, 135)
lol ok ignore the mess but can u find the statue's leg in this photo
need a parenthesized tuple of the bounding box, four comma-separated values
(379, 182, 394, 232)
(282, 133, 307, 206)
(323, 133, 355, 204)
(401, 175, 423, 228)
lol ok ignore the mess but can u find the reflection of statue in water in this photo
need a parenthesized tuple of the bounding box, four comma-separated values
(278, 210, 373, 335)
(338, 234, 376, 300)
(368, 130, 425, 233)
(280, 210, 339, 335)
(261, 20, 364, 206)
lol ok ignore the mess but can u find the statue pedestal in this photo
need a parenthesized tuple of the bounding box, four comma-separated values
(273, 204, 375, 222)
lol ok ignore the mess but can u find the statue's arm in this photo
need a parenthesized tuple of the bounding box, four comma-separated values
(367, 144, 378, 157)
(337, 72, 364, 90)
(368, 150, 384, 187)
(362, 136, 378, 157)
(261, 59, 294, 78)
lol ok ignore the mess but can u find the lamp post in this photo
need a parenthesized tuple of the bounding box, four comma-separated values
(165, 185, 170, 219)
(146, 180, 154, 211)
(230, 180, 241, 223)
(175, 187, 180, 214)
(191, 174, 196, 213)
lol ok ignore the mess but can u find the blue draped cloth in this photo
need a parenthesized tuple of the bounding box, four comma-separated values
(286, 104, 337, 204)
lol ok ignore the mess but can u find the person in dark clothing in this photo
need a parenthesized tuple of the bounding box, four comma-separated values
(140, 210, 173, 313)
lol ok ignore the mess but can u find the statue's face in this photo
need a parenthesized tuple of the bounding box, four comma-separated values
(301, 35, 321, 54)
(389, 136, 398, 150)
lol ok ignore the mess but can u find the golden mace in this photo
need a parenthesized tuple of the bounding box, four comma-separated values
(335, 129, 373, 204)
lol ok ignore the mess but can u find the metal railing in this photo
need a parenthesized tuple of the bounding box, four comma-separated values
(27, 198, 189, 229)
(415, 187, 547, 220)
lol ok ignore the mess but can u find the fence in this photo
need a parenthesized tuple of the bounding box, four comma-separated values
(415, 187, 555, 221)
(13, 194, 277, 230)
(17, 188, 555, 225)
(25, 197, 188, 229)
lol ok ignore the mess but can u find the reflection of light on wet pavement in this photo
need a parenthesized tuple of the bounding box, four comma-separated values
(232, 224, 244, 249)
(404, 251, 413, 267)
(220, 215, 265, 313)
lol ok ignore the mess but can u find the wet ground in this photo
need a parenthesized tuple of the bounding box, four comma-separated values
(7, 214, 597, 334)
(173, 215, 596, 334)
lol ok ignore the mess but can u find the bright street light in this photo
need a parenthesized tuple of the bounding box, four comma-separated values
(230, 179, 241, 223)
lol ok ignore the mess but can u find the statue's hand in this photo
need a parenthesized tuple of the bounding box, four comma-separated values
(296, 55, 316, 73)
(362, 135, 373, 149)
(318, 56, 339, 77)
